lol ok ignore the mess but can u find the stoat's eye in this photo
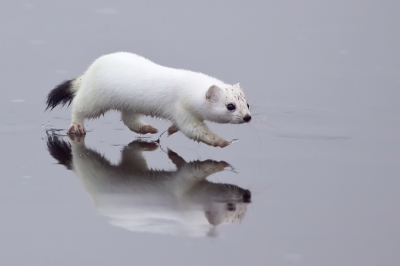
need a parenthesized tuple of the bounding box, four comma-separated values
(226, 203, 235, 211)
(247, 103, 250, 109)
(227, 103, 236, 111)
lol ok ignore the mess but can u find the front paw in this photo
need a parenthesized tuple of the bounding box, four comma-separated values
(167, 149, 186, 168)
(211, 139, 230, 148)
(167, 124, 179, 136)
(206, 160, 231, 171)
(195, 160, 231, 174)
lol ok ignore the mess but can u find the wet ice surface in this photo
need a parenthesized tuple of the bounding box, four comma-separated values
(1, 1, 400, 266)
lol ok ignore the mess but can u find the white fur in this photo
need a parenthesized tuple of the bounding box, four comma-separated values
(68, 139, 250, 237)
(68, 52, 251, 147)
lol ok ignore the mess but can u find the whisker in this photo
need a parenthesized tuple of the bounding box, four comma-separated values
(253, 115, 277, 129)
(224, 184, 235, 194)
(249, 123, 262, 149)
(251, 112, 268, 115)
(221, 183, 231, 193)
(251, 99, 257, 108)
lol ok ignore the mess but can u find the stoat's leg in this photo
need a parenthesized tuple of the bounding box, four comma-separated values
(168, 149, 230, 177)
(175, 117, 230, 148)
(190, 160, 231, 179)
(167, 149, 186, 168)
(168, 124, 179, 136)
(68, 108, 86, 135)
(121, 112, 158, 134)
(119, 141, 158, 172)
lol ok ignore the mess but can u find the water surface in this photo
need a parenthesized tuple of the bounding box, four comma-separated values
(1, 1, 399, 265)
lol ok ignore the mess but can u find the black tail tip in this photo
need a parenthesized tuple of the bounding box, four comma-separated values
(46, 79, 74, 111)
(47, 135, 73, 170)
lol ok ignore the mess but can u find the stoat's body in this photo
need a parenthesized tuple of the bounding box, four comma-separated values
(46, 52, 251, 147)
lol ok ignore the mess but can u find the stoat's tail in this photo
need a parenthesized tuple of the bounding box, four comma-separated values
(47, 136, 73, 170)
(45, 76, 82, 110)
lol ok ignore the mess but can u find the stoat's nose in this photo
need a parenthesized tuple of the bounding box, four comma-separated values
(243, 115, 252, 122)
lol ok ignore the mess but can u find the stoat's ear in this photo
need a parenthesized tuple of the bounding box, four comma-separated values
(233, 83, 241, 88)
(206, 85, 222, 102)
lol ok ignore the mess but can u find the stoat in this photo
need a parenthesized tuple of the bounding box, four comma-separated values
(47, 136, 252, 237)
(46, 52, 251, 147)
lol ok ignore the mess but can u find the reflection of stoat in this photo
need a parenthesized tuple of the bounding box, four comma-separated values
(47, 136, 251, 237)
(45, 52, 252, 147)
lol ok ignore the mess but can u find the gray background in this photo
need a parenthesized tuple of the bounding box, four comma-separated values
(1, 0, 399, 265)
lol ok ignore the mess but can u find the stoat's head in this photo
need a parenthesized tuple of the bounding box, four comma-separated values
(204, 83, 251, 124)
(204, 184, 251, 226)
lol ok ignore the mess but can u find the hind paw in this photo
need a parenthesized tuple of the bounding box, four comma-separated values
(68, 134, 85, 143)
(68, 123, 86, 135)
(135, 125, 158, 135)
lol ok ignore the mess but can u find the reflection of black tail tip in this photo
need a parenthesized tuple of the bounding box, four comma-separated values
(47, 136, 73, 170)
(243, 191, 251, 203)
(46, 79, 74, 111)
